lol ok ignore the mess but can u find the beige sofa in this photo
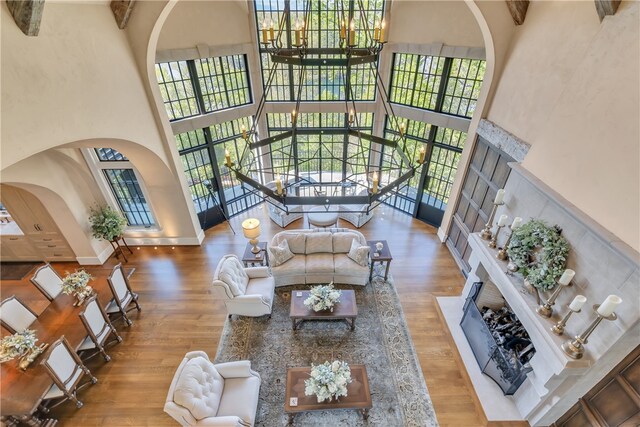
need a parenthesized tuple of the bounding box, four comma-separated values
(269, 228, 369, 286)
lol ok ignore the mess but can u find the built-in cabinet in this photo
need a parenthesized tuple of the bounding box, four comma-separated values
(0, 185, 75, 262)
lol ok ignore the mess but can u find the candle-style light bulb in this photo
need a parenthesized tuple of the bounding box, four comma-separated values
(372, 171, 379, 194)
(419, 145, 426, 164)
(349, 108, 354, 124)
(225, 149, 231, 167)
(399, 122, 406, 136)
(241, 124, 247, 140)
(295, 20, 301, 45)
(340, 19, 347, 39)
(349, 19, 356, 46)
(380, 19, 386, 42)
(269, 20, 275, 41)
(291, 109, 297, 124)
(374, 20, 380, 41)
(261, 21, 268, 43)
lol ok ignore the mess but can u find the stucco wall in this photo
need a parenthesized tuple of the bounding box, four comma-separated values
(486, 1, 640, 251)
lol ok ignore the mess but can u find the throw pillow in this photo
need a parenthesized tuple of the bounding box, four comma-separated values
(268, 239, 294, 267)
(347, 239, 369, 267)
(286, 233, 306, 254)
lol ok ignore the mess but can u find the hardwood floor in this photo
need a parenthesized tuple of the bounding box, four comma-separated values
(1, 204, 529, 426)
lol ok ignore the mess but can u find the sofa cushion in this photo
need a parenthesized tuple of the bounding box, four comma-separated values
(272, 255, 306, 275)
(245, 277, 274, 306)
(268, 240, 294, 267)
(219, 257, 249, 297)
(173, 357, 224, 420)
(347, 239, 370, 267)
(305, 232, 333, 254)
(216, 376, 261, 425)
(332, 232, 357, 253)
(305, 254, 335, 273)
(286, 233, 306, 254)
(334, 254, 369, 274)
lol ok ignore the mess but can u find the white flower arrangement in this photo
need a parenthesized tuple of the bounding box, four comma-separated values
(304, 360, 352, 403)
(304, 282, 341, 312)
(61, 270, 93, 298)
(0, 329, 38, 363)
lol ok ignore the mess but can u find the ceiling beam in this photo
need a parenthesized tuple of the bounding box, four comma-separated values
(6, 0, 45, 36)
(505, 0, 529, 26)
(110, 0, 135, 30)
(594, 0, 621, 21)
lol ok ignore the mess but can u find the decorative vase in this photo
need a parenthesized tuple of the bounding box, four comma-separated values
(18, 343, 49, 370)
(523, 278, 535, 294)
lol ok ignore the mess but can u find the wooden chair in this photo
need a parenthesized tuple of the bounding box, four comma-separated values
(0, 296, 37, 334)
(30, 263, 64, 301)
(106, 263, 141, 326)
(78, 295, 122, 362)
(39, 336, 97, 413)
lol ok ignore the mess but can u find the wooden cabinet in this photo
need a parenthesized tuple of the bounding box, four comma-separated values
(0, 185, 75, 262)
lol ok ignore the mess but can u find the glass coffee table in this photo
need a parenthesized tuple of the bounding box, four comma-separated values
(284, 364, 372, 424)
(289, 289, 357, 330)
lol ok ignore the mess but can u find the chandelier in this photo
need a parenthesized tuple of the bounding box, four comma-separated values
(227, 0, 425, 213)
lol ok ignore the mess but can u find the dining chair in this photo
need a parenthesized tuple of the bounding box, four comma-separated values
(78, 295, 122, 362)
(39, 336, 98, 413)
(0, 296, 37, 334)
(30, 263, 64, 301)
(106, 263, 141, 326)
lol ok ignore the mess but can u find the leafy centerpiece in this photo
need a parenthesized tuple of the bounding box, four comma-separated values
(506, 219, 570, 292)
(304, 360, 352, 403)
(0, 329, 48, 370)
(62, 270, 94, 306)
(304, 282, 341, 312)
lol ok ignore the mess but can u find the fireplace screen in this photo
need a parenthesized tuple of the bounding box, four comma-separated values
(460, 281, 535, 395)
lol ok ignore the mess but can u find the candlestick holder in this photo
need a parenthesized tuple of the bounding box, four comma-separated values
(496, 226, 514, 260)
(551, 305, 582, 335)
(562, 305, 617, 359)
(488, 224, 504, 249)
(480, 202, 504, 240)
(536, 282, 567, 318)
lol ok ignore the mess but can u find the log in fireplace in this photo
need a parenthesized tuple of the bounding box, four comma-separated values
(461, 281, 536, 395)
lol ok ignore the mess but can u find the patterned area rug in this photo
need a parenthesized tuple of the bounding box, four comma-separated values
(215, 277, 438, 426)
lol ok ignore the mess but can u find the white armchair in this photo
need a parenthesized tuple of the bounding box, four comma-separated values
(164, 351, 261, 427)
(338, 203, 374, 228)
(265, 181, 303, 228)
(211, 255, 274, 318)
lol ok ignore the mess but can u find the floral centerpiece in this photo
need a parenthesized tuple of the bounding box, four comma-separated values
(62, 270, 94, 305)
(304, 282, 341, 312)
(0, 329, 47, 369)
(304, 360, 352, 403)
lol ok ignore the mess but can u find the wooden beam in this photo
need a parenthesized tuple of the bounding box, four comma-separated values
(110, 0, 135, 29)
(594, 0, 621, 22)
(505, 0, 529, 26)
(6, 0, 45, 36)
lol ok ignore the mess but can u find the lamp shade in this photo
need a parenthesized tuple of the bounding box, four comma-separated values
(242, 218, 261, 240)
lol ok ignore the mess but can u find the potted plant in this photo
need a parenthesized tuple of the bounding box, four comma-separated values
(89, 205, 126, 242)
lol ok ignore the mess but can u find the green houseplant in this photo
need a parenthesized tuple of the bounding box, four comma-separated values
(89, 205, 126, 241)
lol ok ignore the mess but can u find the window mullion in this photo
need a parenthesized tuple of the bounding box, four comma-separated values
(434, 57, 452, 113)
(187, 60, 207, 113)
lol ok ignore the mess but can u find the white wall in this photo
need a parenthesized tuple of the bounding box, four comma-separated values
(486, 1, 640, 252)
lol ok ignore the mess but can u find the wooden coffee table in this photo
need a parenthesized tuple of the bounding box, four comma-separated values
(289, 289, 357, 330)
(284, 364, 372, 424)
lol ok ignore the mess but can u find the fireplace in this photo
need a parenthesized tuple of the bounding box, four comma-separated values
(460, 281, 535, 395)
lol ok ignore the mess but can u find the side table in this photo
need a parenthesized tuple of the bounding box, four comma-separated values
(109, 236, 133, 262)
(367, 240, 392, 282)
(241, 242, 268, 267)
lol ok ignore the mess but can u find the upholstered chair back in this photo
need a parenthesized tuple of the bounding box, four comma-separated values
(79, 297, 109, 339)
(212, 255, 249, 299)
(43, 339, 83, 393)
(172, 357, 224, 420)
(0, 296, 37, 333)
(31, 264, 63, 301)
(108, 264, 130, 303)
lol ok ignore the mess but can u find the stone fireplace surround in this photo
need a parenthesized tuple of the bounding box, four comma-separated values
(438, 122, 639, 426)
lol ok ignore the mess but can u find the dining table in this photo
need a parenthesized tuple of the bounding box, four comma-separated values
(0, 276, 114, 426)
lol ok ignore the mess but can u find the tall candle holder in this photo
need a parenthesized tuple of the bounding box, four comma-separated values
(480, 202, 504, 240)
(536, 283, 568, 318)
(551, 305, 582, 335)
(488, 224, 504, 249)
(496, 226, 514, 260)
(562, 304, 617, 359)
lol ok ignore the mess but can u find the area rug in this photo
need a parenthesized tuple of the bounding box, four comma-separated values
(0, 262, 42, 280)
(214, 277, 438, 426)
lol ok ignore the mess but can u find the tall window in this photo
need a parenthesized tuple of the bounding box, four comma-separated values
(390, 53, 485, 119)
(255, 0, 385, 102)
(93, 148, 155, 227)
(174, 117, 262, 218)
(155, 54, 251, 121)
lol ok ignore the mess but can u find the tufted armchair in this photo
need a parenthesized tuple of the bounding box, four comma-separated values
(211, 255, 274, 318)
(264, 181, 303, 228)
(164, 351, 261, 427)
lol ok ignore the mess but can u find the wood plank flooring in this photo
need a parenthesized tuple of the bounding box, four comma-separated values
(1, 204, 530, 426)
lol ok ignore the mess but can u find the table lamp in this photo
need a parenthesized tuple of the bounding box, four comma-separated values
(242, 218, 261, 254)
